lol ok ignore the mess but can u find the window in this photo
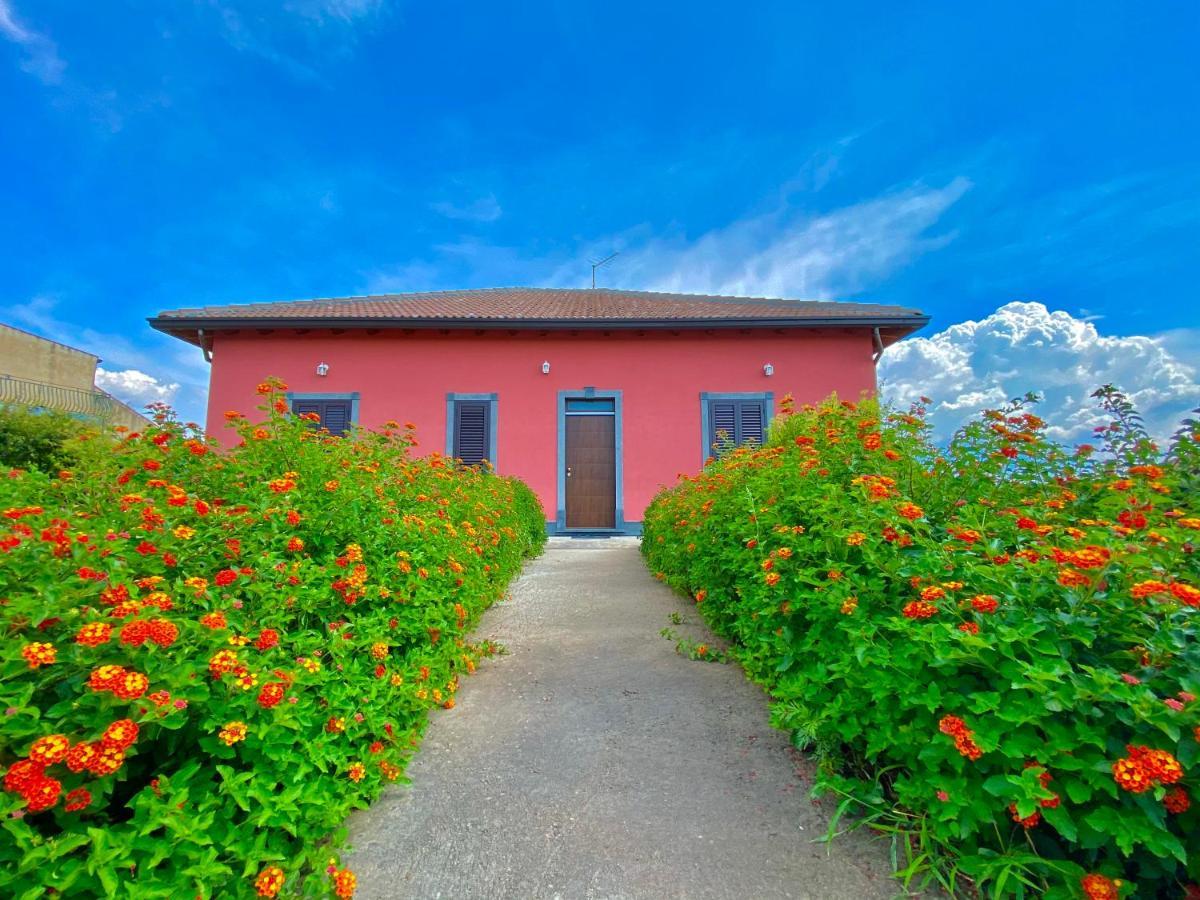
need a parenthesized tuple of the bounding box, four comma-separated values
(702, 394, 771, 458)
(291, 398, 353, 436)
(447, 394, 497, 466)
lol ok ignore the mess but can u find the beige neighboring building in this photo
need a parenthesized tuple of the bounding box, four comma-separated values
(0, 322, 149, 430)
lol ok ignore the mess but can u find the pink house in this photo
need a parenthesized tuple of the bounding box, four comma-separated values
(151, 288, 927, 535)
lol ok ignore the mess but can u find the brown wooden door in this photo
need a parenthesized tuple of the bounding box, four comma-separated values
(565, 415, 616, 528)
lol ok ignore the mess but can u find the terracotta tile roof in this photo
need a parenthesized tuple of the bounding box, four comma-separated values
(149, 287, 928, 346)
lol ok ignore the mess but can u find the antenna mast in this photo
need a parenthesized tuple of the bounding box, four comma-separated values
(590, 252, 620, 288)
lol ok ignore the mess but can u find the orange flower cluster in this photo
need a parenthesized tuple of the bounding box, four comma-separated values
(119, 617, 179, 648)
(851, 474, 897, 500)
(1051, 545, 1111, 569)
(938, 715, 983, 761)
(218, 721, 248, 746)
(3, 716, 139, 813)
(88, 665, 150, 699)
(1080, 874, 1121, 900)
(902, 600, 937, 619)
(1112, 745, 1183, 793)
(76, 622, 113, 646)
(331, 868, 357, 898)
(20, 641, 56, 669)
(254, 866, 286, 898)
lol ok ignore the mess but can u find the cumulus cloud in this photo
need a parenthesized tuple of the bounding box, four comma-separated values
(0, 0, 65, 84)
(879, 301, 1200, 444)
(558, 177, 972, 299)
(95, 368, 180, 410)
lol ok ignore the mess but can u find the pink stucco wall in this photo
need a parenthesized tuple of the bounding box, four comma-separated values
(205, 329, 877, 526)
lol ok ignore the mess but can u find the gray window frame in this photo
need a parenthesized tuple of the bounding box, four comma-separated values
(699, 391, 773, 462)
(286, 391, 360, 436)
(445, 393, 498, 467)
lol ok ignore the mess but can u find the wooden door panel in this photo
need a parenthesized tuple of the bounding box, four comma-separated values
(565, 415, 616, 528)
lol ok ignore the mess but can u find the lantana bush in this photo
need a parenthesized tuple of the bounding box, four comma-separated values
(642, 388, 1199, 898)
(1, 379, 544, 897)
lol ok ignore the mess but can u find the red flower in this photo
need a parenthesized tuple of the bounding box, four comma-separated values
(257, 682, 286, 709)
(66, 741, 99, 773)
(87, 745, 125, 776)
(1165, 786, 1190, 814)
(902, 601, 937, 619)
(64, 787, 92, 812)
(29, 734, 71, 765)
(254, 866, 286, 898)
(101, 719, 139, 750)
(937, 715, 982, 760)
(113, 671, 150, 700)
(255, 628, 280, 651)
(1008, 803, 1040, 828)
(23, 774, 63, 813)
(21, 642, 56, 669)
(1081, 874, 1120, 900)
(3, 759, 46, 794)
(214, 568, 238, 587)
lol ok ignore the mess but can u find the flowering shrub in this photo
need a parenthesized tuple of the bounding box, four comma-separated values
(0, 381, 544, 896)
(642, 390, 1199, 897)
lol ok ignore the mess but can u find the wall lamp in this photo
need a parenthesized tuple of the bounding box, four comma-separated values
(316, 362, 330, 377)
(541, 361, 551, 375)
(763, 363, 775, 377)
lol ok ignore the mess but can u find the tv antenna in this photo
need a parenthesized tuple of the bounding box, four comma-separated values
(590, 252, 619, 288)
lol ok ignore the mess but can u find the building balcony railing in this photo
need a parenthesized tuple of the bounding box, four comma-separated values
(0, 374, 143, 424)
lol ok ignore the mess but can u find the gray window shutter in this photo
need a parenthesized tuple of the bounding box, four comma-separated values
(453, 400, 490, 465)
(739, 402, 765, 446)
(322, 401, 351, 436)
(708, 399, 766, 455)
(709, 401, 737, 454)
(291, 399, 351, 436)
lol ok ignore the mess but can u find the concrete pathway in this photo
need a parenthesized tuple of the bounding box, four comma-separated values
(347, 538, 898, 900)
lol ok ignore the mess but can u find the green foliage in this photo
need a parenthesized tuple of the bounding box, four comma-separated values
(0, 384, 544, 897)
(0, 405, 95, 474)
(642, 392, 1200, 898)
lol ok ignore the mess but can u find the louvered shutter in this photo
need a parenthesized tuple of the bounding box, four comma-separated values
(453, 400, 490, 465)
(292, 400, 322, 419)
(708, 401, 738, 455)
(322, 401, 351, 436)
(291, 399, 351, 436)
(738, 402, 765, 446)
(707, 399, 767, 456)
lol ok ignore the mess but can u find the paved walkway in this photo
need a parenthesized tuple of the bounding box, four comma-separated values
(347, 538, 898, 899)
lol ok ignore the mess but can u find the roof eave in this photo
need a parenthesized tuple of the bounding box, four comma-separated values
(148, 314, 930, 347)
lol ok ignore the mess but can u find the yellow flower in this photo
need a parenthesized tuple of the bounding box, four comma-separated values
(218, 721, 248, 745)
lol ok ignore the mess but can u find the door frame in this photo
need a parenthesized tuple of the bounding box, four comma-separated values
(555, 388, 625, 534)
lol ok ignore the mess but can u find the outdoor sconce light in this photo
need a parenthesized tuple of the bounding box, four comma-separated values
(763, 363, 775, 377)
(541, 361, 551, 375)
(316, 362, 330, 377)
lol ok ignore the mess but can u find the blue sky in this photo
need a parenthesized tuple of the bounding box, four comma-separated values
(1, 1, 1198, 437)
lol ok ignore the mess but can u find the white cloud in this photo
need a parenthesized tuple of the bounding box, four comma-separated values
(1, 295, 210, 425)
(558, 177, 972, 298)
(0, 0, 65, 84)
(95, 368, 180, 409)
(879, 301, 1200, 444)
(431, 192, 503, 223)
(285, 0, 386, 22)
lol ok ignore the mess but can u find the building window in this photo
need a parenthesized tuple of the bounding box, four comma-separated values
(701, 392, 773, 460)
(287, 392, 359, 437)
(446, 393, 498, 466)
